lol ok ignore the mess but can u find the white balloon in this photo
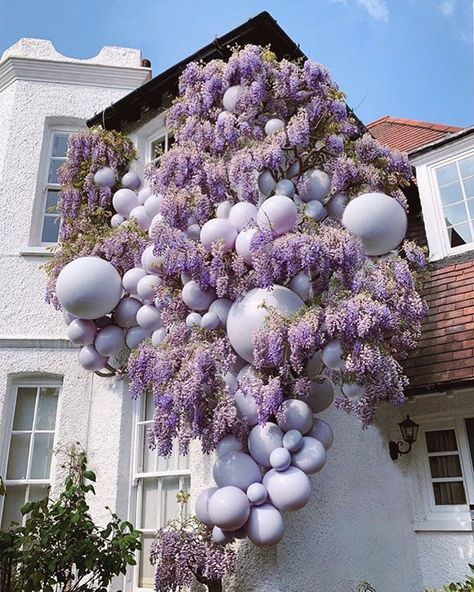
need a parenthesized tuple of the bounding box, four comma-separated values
(111, 213, 124, 228)
(56, 257, 122, 320)
(326, 192, 347, 220)
(112, 188, 139, 217)
(95, 324, 125, 357)
(216, 200, 232, 218)
(305, 201, 326, 221)
(342, 192, 408, 256)
(208, 298, 233, 327)
(195, 487, 218, 526)
(217, 434, 243, 457)
(288, 271, 311, 301)
(125, 326, 151, 349)
(246, 503, 284, 546)
(299, 169, 331, 203)
(138, 186, 152, 205)
(67, 319, 96, 346)
(246, 483, 267, 506)
(78, 345, 107, 371)
(213, 450, 262, 491)
(201, 311, 220, 330)
(262, 466, 311, 512)
(257, 195, 298, 235)
(307, 379, 334, 413)
(136, 304, 162, 331)
(143, 194, 163, 218)
(270, 447, 291, 471)
(129, 206, 151, 230)
(222, 85, 244, 111)
(291, 436, 327, 474)
(275, 179, 295, 198)
(151, 327, 166, 346)
(228, 202, 258, 231)
(121, 171, 140, 190)
(208, 486, 250, 530)
(233, 389, 259, 427)
(226, 286, 303, 363)
(122, 268, 147, 295)
(342, 382, 365, 402)
(186, 312, 202, 328)
(236, 364, 256, 383)
(322, 339, 344, 370)
(93, 167, 115, 188)
(113, 296, 141, 328)
(200, 218, 237, 252)
(308, 418, 333, 449)
(258, 170, 276, 197)
(137, 275, 161, 304)
(264, 118, 285, 135)
(181, 281, 215, 311)
(305, 351, 323, 378)
(141, 245, 163, 275)
(235, 227, 257, 265)
(277, 399, 313, 434)
(248, 422, 284, 468)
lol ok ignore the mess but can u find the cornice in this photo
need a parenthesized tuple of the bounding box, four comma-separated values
(0, 56, 150, 94)
(0, 336, 78, 349)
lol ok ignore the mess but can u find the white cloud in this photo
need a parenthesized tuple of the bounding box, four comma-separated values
(439, 0, 456, 17)
(356, 0, 389, 22)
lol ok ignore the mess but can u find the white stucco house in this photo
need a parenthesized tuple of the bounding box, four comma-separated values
(2, 11, 474, 592)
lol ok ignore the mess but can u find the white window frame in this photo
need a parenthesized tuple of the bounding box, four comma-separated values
(128, 393, 190, 592)
(0, 377, 62, 529)
(412, 136, 474, 260)
(146, 125, 173, 165)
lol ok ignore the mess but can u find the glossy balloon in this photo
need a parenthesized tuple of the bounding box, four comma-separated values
(212, 526, 234, 545)
(186, 312, 202, 328)
(264, 118, 285, 135)
(291, 436, 327, 474)
(235, 227, 257, 265)
(95, 324, 125, 357)
(208, 298, 233, 327)
(308, 418, 333, 449)
(233, 389, 259, 427)
(228, 202, 258, 231)
(111, 213, 124, 228)
(207, 486, 250, 530)
(113, 297, 141, 328)
(275, 179, 295, 198)
(257, 170, 276, 197)
(144, 194, 163, 218)
(216, 200, 232, 219)
(246, 503, 284, 547)
(78, 345, 107, 371)
(67, 319, 96, 346)
(299, 169, 331, 203)
(125, 326, 151, 349)
(277, 399, 314, 434)
(213, 450, 262, 491)
(307, 379, 334, 413)
(122, 268, 147, 295)
(137, 275, 161, 304)
(121, 171, 140, 190)
(283, 429, 304, 452)
(136, 304, 162, 331)
(216, 434, 243, 457)
(200, 218, 237, 252)
(138, 186, 152, 205)
(305, 201, 326, 221)
(222, 85, 244, 111)
(181, 280, 215, 311)
(246, 482, 267, 506)
(112, 188, 139, 217)
(56, 257, 122, 320)
(151, 327, 167, 346)
(129, 206, 151, 230)
(93, 167, 115, 188)
(270, 447, 291, 471)
(248, 422, 284, 468)
(201, 311, 220, 330)
(263, 466, 311, 512)
(195, 487, 218, 526)
(257, 195, 298, 235)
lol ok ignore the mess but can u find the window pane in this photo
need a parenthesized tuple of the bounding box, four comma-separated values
(41, 216, 60, 243)
(1, 485, 26, 530)
(13, 387, 37, 430)
(439, 181, 463, 206)
(51, 133, 69, 157)
(28, 484, 49, 503)
(48, 158, 64, 184)
(426, 429, 458, 452)
(141, 479, 158, 529)
(464, 177, 474, 200)
(145, 391, 154, 421)
(141, 426, 155, 473)
(436, 163, 458, 186)
(443, 202, 467, 227)
(448, 223, 472, 248)
(138, 533, 155, 588)
(178, 453, 189, 471)
(433, 481, 466, 505)
(36, 387, 59, 430)
(160, 476, 180, 526)
(429, 455, 462, 478)
(30, 433, 54, 479)
(7, 433, 31, 479)
(459, 156, 474, 179)
(45, 190, 59, 212)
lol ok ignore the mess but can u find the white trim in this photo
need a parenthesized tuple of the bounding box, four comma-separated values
(0, 337, 77, 349)
(19, 246, 55, 257)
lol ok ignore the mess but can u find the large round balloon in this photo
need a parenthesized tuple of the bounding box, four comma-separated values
(307, 379, 334, 413)
(308, 418, 333, 449)
(256, 195, 298, 235)
(342, 192, 407, 256)
(94, 324, 125, 357)
(246, 503, 284, 547)
(299, 169, 331, 202)
(233, 390, 259, 427)
(213, 450, 262, 491)
(248, 422, 284, 468)
(56, 257, 122, 320)
(67, 319, 96, 346)
(291, 436, 327, 474)
(195, 487, 218, 526)
(262, 466, 311, 512)
(208, 486, 250, 531)
(277, 399, 314, 434)
(226, 286, 304, 363)
(216, 434, 242, 457)
(200, 218, 237, 252)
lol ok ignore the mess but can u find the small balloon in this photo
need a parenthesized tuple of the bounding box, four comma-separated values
(122, 268, 147, 295)
(95, 324, 125, 357)
(288, 271, 311, 301)
(246, 504, 284, 547)
(233, 389, 259, 427)
(200, 218, 237, 252)
(222, 85, 244, 111)
(228, 202, 258, 231)
(93, 167, 115, 188)
(137, 275, 161, 304)
(246, 482, 267, 505)
(248, 422, 284, 468)
(277, 399, 314, 434)
(208, 298, 233, 327)
(151, 327, 167, 346)
(212, 526, 234, 546)
(78, 345, 107, 371)
(216, 200, 232, 219)
(307, 379, 334, 413)
(186, 312, 202, 328)
(257, 195, 298, 235)
(322, 339, 344, 370)
(308, 418, 333, 449)
(305, 351, 323, 378)
(283, 429, 304, 452)
(235, 227, 257, 265)
(195, 487, 218, 526)
(208, 486, 250, 530)
(213, 450, 262, 491)
(136, 304, 162, 331)
(224, 372, 238, 394)
(112, 188, 139, 217)
(305, 201, 326, 221)
(67, 319, 96, 346)
(141, 245, 163, 275)
(111, 213, 124, 228)
(138, 186, 152, 205)
(286, 160, 300, 179)
(216, 434, 243, 457)
(299, 169, 331, 203)
(201, 311, 220, 330)
(181, 281, 216, 311)
(270, 447, 291, 471)
(326, 192, 346, 220)
(113, 297, 141, 328)
(258, 170, 276, 197)
(121, 171, 140, 190)
(129, 206, 151, 230)
(264, 118, 285, 136)
(143, 194, 163, 218)
(275, 179, 295, 198)
(125, 326, 151, 349)
(262, 466, 311, 512)
(342, 382, 365, 402)
(186, 224, 201, 240)
(291, 436, 327, 474)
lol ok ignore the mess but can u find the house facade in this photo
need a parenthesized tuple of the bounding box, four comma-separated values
(1, 12, 474, 592)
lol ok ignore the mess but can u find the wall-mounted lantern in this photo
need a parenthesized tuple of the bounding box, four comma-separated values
(389, 415, 420, 461)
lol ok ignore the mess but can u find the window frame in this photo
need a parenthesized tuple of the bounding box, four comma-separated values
(0, 377, 62, 529)
(146, 125, 174, 166)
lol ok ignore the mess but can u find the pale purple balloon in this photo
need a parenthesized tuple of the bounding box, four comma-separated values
(62, 310, 77, 325)
(213, 450, 262, 491)
(111, 213, 124, 228)
(151, 327, 167, 347)
(288, 271, 311, 301)
(307, 379, 334, 414)
(222, 85, 243, 111)
(342, 382, 365, 402)
(141, 245, 163, 275)
(305, 201, 326, 221)
(95, 315, 113, 328)
(137, 275, 161, 304)
(305, 351, 323, 378)
(208, 298, 233, 327)
(263, 466, 311, 512)
(181, 272, 192, 285)
(201, 311, 220, 330)
(195, 487, 218, 526)
(121, 171, 140, 190)
(248, 423, 284, 468)
(148, 213, 164, 238)
(95, 324, 125, 357)
(122, 268, 147, 295)
(270, 447, 291, 471)
(236, 364, 256, 383)
(235, 227, 257, 265)
(112, 188, 139, 217)
(78, 345, 107, 371)
(277, 399, 314, 434)
(67, 319, 97, 346)
(56, 257, 122, 320)
(258, 170, 276, 197)
(256, 195, 298, 235)
(298, 169, 331, 203)
(93, 167, 115, 188)
(208, 486, 250, 530)
(181, 281, 215, 311)
(136, 304, 162, 331)
(291, 436, 327, 475)
(212, 526, 234, 545)
(264, 118, 285, 135)
(233, 389, 259, 427)
(286, 160, 300, 179)
(308, 418, 333, 449)
(283, 429, 303, 452)
(217, 110, 231, 124)
(322, 339, 345, 370)
(186, 224, 201, 240)
(138, 186, 152, 205)
(326, 192, 347, 220)
(246, 483, 267, 506)
(186, 312, 202, 328)
(200, 218, 237, 252)
(125, 326, 151, 349)
(246, 503, 284, 547)
(113, 297, 141, 328)
(129, 206, 151, 230)
(216, 434, 243, 457)
(143, 194, 163, 218)
(224, 372, 238, 395)
(275, 179, 295, 198)
(228, 202, 258, 231)
(216, 200, 232, 218)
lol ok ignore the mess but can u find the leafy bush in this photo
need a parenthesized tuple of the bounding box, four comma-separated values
(425, 565, 474, 592)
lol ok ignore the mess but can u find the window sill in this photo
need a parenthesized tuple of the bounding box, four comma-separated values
(19, 246, 56, 257)
(413, 516, 473, 532)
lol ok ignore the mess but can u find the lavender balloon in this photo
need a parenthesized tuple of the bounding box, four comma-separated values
(288, 271, 311, 301)
(141, 245, 163, 274)
(291, 436, 327, 474)
(246, 483, 267, 506)
(233, 389, 259, 427)
(216, 200, 232, 218)
(67, 319, 96, 346)
(326, 192, 347, 220)
(307, 379, 334, 413)
(95, 324, 125, 357)
(129, 206, 151, 230)
(113, 297, 141, 328)
(270, 447, 291, 471)
(212, 527, 234, 546)
(235, 227, 257, 265)
(201, 311, 220, 330)
(299, 169, 331, 203)
(112, 188, 139, 217)
(322, 339, 345, 370)
(305, 351, 323, 378)
(248, 422, 284, 468)
(144, 194, 163, 218)
(208, 298, 233, 327)
(216, 434, 243, 457)
(122, 268, 147, 295)
(111, 213, 124, 228)
(256, 195, 298, 235)
(305, 201, 326, 221)
(151, 327, 167, 346)
(264, 118, 285, 135)
(208, 486, 250, 530)
(121, 171, 140, 190)
(342, 382, 365, 402)
(200, 218, 237, 252)
(78, 345, 107, 371)
(283, 429, 304, 452)
(257, 170, 276, 197)
(213, 450, 262, 491)
(222, 85, 243, 111)
(181, 281, 215, 311)
(138, 186, 152, 205)
(308, 418, 334, 449)
(277, 399, 313, 434)
(195, 487, 218, 526)
(263, 466, 311, 512)
(275, 179, 295, 198)
(246, 503, 285, 547)
(93, 167, 115, 188)
(125, 326, 151, 349)
(137, 275, 161, 304)
(186, 312, 202, 328)
(136, 304, 162, 331)
(228, 202, 258, 231)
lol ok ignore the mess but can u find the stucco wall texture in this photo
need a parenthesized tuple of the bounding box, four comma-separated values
(1, 37, 474, 592)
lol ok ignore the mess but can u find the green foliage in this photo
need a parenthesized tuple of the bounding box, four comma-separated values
(0, 445, 141, 592)
(355, 583, 376, 592)
(425, 565, 474, 592)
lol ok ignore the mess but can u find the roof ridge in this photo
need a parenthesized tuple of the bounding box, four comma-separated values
(368, 116, 462, 133)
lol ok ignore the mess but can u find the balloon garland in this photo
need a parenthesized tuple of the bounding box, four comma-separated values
(46, 45, 428, 557)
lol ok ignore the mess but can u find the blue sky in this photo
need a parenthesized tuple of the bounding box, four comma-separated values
(0, 0, 472, 126)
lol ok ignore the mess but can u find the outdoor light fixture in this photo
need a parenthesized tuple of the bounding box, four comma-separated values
(389, 415, 420, 461)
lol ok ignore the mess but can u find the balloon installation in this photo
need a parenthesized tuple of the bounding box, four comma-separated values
(45, 44, 427, 584)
